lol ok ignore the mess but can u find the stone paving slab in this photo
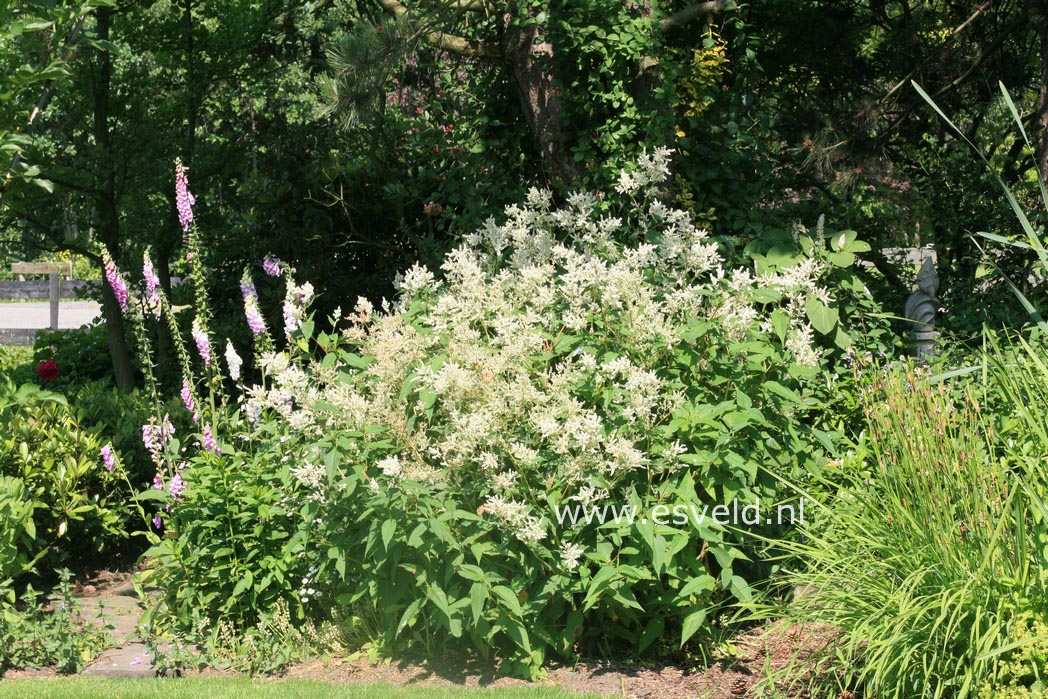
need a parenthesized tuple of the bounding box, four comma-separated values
(81, 642, 156, 678)
(77, 577, 159, 678)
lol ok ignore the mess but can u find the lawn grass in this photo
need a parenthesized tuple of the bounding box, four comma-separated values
(0, 678, 595, 699)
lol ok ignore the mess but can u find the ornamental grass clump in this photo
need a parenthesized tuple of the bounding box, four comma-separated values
(134, 149, 864, 675)
(769, 344, 1048, 699)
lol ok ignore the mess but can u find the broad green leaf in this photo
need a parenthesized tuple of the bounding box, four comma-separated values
(381, 519, 396, 550)
(492, 585, 523, 617)
(680, 607, 708, 646)
(469, 582, 486, 623)
(805, 297, 838, 335)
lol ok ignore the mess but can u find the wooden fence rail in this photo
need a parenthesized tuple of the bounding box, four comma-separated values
(0, 263, 88, 345)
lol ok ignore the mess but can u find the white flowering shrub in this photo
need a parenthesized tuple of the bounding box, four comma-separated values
(141, 150, 865, 675)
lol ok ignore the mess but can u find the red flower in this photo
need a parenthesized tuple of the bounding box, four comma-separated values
(37, 360, 59, 382)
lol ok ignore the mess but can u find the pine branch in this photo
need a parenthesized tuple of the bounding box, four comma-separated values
(660, 1, 735, 31)
(376, 0, 497, 57)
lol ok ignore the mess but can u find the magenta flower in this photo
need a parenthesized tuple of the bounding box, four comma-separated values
(180, 377, 199, 422)
(246, 300, 265, 335)
(240, 276, 257, 300)
(104, 255, 129, 311)
(153, 474, 164, 490)
(263, 255, 282, 277)
(101, 444, 116, 473)
(241, 271, 266, 335)
(168, 473, 185, 500)
(175, 158, 195, 234)
(191, 319, 211, 369)
(152, 515, 163, 530)
(142, 416, 175, 463)
(143, 253, 161, 308)
(201, 425, 220, 455)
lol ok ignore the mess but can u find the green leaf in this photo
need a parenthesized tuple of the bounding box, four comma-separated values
(805, 297, 839, 335)
(676, 574, 716, 600)
(397, 598, 423, 636)
(427, 584, 452, 623)
(828, 251, 856, 267)
(492, 585, 523, 617)
(469, 582, 486, 624)
(502, 619, 532, 653)
(834, 326, 854, 349)
(457, 564, 486, 583)
(381, 518, 396, 550)
(407, 523, 427, 548)
(583, 566, 619, 611)
(680, 606, 708, 646)
(637, 617, 664, 654)
(231, 569, 254, 598)
(770, 310, 789, 343)
(728, 575, 753, 604)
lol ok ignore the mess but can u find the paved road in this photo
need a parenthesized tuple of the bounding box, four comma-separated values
(0, 301, 102, 329)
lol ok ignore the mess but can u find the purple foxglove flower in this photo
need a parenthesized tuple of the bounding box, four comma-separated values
(175, 159, 195, 234)
(168, 473, 185, 499)
(283, 301, 300, 339)
(201, 425, 220, 455)
(104, 256, 129, 311)
(142, 415, 176, 463)
(241, 271, 266, 335)
(152, 515, 163, 530)
(153, 474, 164, 490)
(142, 424, 157, 453)
(240, 277, 257, 301)
(143, 253, 161, 307)
(180, 377, 198, 422)
(101, 444, 116, 472)
(245, 298, 266, 335)
(191, 319, 211, 369)
(263, 255, 282, 277)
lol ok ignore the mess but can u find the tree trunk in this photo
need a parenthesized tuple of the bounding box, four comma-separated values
(92, 7, 136, 390)
(1029, 0, 1048, 176)
(502, 17, 578, 186)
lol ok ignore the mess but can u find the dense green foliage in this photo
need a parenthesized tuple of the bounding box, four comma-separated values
(0, 367, 162, 578)
(122, 152, 887, 677)
(6, 0, 1048, 689)
(5, 0, 1048, 386)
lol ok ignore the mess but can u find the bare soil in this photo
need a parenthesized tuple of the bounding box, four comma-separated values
(279, 622, 841, 698)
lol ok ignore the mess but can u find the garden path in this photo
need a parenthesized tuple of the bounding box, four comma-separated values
(76, 572, 156, 678)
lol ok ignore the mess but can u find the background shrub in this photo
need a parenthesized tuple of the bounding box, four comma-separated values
(32, 322, 114, 390)
(0, 382, 140, 572)
(0, 476, 36, 586)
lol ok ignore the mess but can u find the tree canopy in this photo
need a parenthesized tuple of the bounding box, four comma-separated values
(3, 0, 1048, 383)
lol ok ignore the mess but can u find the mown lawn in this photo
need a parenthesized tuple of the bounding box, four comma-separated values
(0, 678, 596, 699)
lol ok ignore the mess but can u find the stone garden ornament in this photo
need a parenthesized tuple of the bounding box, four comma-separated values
(903, 257, 940, 358)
